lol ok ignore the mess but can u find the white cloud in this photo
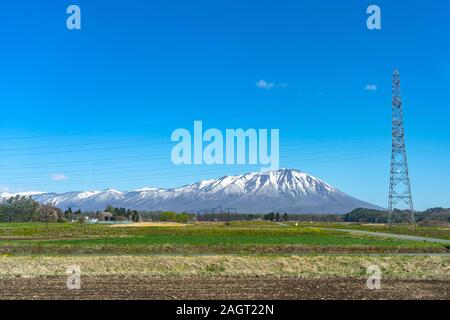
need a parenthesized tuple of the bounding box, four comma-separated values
(256, 80, 287, 90)
(256, 80, 275, 90)
(365, 84, 377, 91)
(51, 174, 67, 181)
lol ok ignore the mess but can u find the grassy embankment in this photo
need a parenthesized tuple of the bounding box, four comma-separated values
(0, 254, 448, 280)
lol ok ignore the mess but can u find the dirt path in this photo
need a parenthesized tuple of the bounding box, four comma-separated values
(321, 228, 450, 245)
(0, 276, 447, 300)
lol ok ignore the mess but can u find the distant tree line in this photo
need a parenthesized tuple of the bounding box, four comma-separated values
(343, 208, 450, 225)
(199, 208, 450, 225)
(100, 206, 196, 223)
(414, 208, 450, 225)
(1, 196, 448, 226)
(0, 196, 65, 225)
(263, 212, 289, 222)
(197, 212, 341, 222)
(198, 212, 264, 222)
(0, 198, 198, 224)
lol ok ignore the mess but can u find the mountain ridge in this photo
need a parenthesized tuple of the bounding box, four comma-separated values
(0, 169, 382, 214)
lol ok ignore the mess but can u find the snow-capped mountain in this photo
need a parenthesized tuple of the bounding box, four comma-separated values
(1, 169, 382, 214)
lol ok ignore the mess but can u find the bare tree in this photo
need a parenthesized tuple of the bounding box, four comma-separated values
(38, 204, 62, 227)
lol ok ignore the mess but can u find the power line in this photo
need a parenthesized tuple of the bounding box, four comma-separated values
(0, 109, 283, 142)
(0, 147, 389, 180)
(0, 141, 168, 157)
(1, 150, 388, 187)
(0, 139, 388, 168)
(0, 136, 157, 152)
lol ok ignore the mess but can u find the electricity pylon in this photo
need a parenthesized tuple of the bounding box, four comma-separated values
(388, 70, 415, 230)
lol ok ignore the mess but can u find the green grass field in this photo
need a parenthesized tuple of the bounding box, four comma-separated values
(289, 222, 450, 240)
(0, 221, 448, 254)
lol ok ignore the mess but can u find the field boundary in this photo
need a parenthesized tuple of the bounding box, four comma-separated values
(319, 228, 450, 244)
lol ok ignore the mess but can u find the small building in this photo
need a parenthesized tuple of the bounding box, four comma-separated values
(96, 212, 113, 221)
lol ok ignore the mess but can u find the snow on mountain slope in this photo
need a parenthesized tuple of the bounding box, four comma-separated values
(3, 169, 382, 214)
(0, 191, 45, 199)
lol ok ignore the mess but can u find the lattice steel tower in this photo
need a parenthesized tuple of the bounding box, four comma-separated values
(388, 70, 415, 228)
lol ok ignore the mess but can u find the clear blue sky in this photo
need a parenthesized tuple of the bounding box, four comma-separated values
(0, 1, 449, 210)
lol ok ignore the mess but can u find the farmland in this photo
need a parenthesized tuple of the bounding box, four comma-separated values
(0, 221, 449, 299)
(289, 222, 450, 240)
